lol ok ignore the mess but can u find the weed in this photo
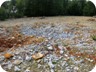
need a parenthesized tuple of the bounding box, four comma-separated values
(91, 35, 96, 41)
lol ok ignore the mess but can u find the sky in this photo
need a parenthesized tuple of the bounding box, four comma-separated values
(0, 0, 8, 6)
(89, 0, 96, 7)
(0, 0, 96, 7)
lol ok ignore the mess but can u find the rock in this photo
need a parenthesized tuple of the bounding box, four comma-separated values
(24, 67, 30, 72)
(25, 56, 32, 61)
(66, 68, 70, 72)
(12, 56, 16, 60)
(58, 45, 64, 54)
(38, 64, 42, 68)
(18, 56, 22, 60)
(4, 53, 13, 59)
(24, 69, 30, 72)
(15, 52, 20, 55)
(74, 60, 84, 64)
(0, 56, 5, 62)
(14, 66, 21, 72)
(13, 60, 22, 65)
(60, 50, 64, 54)
(32, 52, 44, 60)
(47, 45, 53, 51)
(8, 64, 12, 70)
(74, 67, 79, 71)
(61, 61, 66, 66)
(51, 69, 54, 72)
(11, 37, 15, 39)
(48, 60, 55, 69)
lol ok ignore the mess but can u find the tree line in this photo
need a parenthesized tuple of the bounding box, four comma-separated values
(0, 0, 96, 20)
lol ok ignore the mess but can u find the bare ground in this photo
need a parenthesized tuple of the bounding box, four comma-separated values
(0, 16, 96, 72)
(0, 16, 96, 29)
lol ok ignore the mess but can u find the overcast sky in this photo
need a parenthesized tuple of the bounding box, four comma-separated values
(0, 0, 96, 7)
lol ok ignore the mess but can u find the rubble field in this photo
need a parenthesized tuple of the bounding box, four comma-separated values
(0, 16, 96, 72)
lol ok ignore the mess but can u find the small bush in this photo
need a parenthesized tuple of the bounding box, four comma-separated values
(0, 7, 8, 21)
(83, 1, 96, 16)
(91, 35, 96, 41)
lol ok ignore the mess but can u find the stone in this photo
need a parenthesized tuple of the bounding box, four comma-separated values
(74, 67, 79, 71)
(14, 66, 21, 72)
(12, 56, 16, 60)
(25, 56, 32, 61)
(4, 53, 13, 59)
(66, 68, 70, 72)
(18, 56, 22, 60)
(47, 46, 53, 51)
(24, 67, 31, 72)
(13, 60, 22, 65)
(74, 60, 84, 64)
(11, 37, 15, 39)
(48, 60, 55, 69)
(60, 50, 64, 54)
(0, 56, 5, 62)
(32, 52, 44, 60)
(8, 64, 13, 70)
(51, 69, 54, 72)
(61, 61, 66, 66)
(38, 64, 41, 68)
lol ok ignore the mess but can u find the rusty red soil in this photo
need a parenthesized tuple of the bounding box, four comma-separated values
(0, 26, 45, 52)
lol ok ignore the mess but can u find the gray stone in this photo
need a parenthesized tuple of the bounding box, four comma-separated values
(0, 56, 5, 62)
(74, 67, 79, 71)
(60, 50, 64, 54)
(24, 67, 31, 72)
(14, 66, 21, 72)
(48, 60, 55, 69)
(38, 64, 41, 68)
(51, 69, 54, 72)
(25, 56, 32, 61)
(47, 45, 53, 51)
(8, 64, 13, 70)
(13, 60, 22, 65)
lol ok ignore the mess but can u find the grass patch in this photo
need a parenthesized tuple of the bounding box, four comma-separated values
(91, 35, 96, 41)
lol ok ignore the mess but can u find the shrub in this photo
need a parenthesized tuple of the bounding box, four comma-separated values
(15, 0, 26, 18)
(91, 35, 96, 41)
(25, 0, 64, 16)
(0, 7, 8, 21)
(83, 1, 96, 16)
(67, 1, 81, 16)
